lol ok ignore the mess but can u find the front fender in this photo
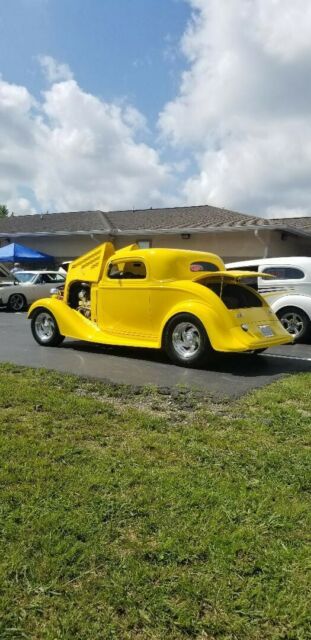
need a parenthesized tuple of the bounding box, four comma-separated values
(28, 297, 103, 342)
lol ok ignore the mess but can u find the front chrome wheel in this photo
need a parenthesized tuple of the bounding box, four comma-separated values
(31, 309, 64, 347)
(172, 321, 201, 359)
(34, 312, 56, 342)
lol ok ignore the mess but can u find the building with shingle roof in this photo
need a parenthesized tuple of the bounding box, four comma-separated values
(0, 204, 310, 262)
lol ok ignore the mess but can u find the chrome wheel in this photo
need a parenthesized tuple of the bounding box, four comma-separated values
(279, 310, 306, 339)
(164, 313, 212, 367)
(8, 293, 26, 312)
(34, 312, 56, 343)
(31, 309, 64, 347)
(172, 321, 201, 360)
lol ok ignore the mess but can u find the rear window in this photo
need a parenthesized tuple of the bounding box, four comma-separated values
(204, 282, 262, 309)
(262, 267, 304, 280)
(190, 261, 219, 272)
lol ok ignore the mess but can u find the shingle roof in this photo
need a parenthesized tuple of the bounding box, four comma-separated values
(270, 216, 311, 234)
(0, 210, 111, 235)
(0, 204, 310, 237)
(103, 205, 262, 231)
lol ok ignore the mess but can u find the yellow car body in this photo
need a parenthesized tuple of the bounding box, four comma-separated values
(28, 242, 291, 366)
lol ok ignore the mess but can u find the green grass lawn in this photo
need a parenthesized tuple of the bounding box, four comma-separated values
(0, 364, 310, 640)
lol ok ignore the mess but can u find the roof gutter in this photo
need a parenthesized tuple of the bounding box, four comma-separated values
(0, 230, 112, 238)
(110, 225, 311, 239)
(0, 225, 310, 239)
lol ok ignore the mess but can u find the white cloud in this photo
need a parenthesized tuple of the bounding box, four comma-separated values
(2, 11, 311, 221)
(159, 0, 311, 217)
(38, 55, 73, 83)
(0, 78, 39, 213)
(252, 0, 311, 63)
(0, 69, 172, 214)
(7, 197, 36, 215)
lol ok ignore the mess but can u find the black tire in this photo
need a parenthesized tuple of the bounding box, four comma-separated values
(163, 312, 213, 367)
(8, 293, 27, 312)
(31, 309, 64, 347)
(276, 306, 311, 343)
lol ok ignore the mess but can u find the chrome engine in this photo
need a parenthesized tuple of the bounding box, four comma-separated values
(77, 284, 91, 318)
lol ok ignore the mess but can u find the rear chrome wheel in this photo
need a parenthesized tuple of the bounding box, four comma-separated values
(31, 309, 64, 347)
(172, 322, 202, 359)
(277, 307, 310, 343)
(164, 313, 212, 367)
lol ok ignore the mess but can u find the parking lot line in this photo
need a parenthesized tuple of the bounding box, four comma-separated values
(264, 353, 311, 362)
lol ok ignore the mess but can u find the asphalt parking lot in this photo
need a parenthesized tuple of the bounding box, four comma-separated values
(0, 311, 310, 398)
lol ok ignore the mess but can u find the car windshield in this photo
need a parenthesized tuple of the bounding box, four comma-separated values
(14, 272, 36, 283)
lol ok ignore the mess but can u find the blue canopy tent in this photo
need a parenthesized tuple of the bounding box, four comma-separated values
(0, 243, 54, 263)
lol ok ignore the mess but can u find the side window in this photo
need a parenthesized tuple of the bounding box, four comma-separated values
(107, 260, 146, 279)
(36, 274, 50, 284)
(262, 267, 305, 280)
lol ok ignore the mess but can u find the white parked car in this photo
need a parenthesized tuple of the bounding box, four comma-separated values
(0, 270, 66, 312)
(226, 257, 311, 342)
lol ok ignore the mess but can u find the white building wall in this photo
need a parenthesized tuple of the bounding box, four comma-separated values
(115, 230, 311, 260)
(2, 229, 310, 262)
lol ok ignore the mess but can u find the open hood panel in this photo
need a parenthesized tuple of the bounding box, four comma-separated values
(0, 263, 11, 279)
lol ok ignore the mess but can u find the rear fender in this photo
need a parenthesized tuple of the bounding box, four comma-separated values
(28, 298, 103, 342)
(160, 300, 230, 350)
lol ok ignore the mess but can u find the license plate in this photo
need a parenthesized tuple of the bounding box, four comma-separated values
(259, 325, 274, 337)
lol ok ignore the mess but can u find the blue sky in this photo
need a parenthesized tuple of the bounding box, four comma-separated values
(0, 0, 311, 218)
(0, 0, 190, 124)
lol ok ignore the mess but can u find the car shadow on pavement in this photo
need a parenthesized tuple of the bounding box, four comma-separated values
(62, 340, 311, 377)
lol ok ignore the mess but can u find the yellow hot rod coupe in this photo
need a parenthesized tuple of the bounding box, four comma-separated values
(28, 242, 291, 367)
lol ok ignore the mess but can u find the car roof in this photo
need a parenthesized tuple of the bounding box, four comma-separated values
(111, 246, 226, 281)
(68, 242, 226, 284)
(226, 257, 311, 267)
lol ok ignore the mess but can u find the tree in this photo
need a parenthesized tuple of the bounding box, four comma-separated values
(0, 205, 9, 218)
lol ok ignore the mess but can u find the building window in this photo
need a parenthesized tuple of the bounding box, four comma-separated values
(137, 240, 151, 249)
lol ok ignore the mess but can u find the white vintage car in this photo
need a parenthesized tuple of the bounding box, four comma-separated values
(226, 257, 311, 342)
(0, 270, 65, 312)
